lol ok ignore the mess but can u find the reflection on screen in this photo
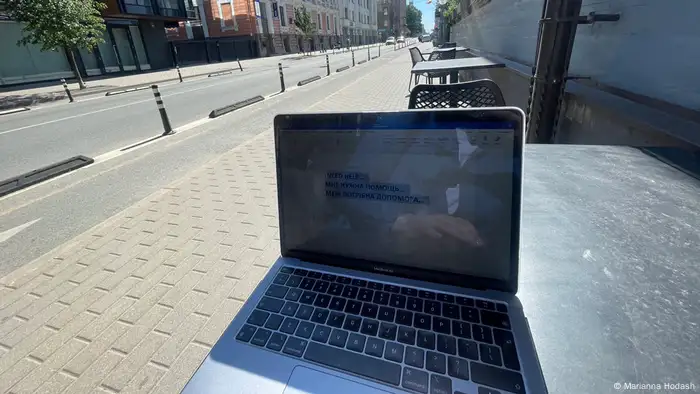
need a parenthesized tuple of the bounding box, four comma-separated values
(278, 125, 515, 281)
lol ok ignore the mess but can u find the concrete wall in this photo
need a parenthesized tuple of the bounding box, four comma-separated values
(139, 20, 173, 69)
(451, 0, 700, 148)
(451, 0, 700, 110)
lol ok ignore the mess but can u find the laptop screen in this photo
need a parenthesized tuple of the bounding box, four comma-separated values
(277, 117, 519, 282)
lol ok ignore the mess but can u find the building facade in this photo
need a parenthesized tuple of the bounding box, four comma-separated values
(168, 0, 343, 57)
(340, 0, 378, 45)
(0, 0, 194, 86)
(376, 0, 405, 40)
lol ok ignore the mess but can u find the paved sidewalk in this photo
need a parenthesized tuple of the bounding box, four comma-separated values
(0, 49, 412, 393)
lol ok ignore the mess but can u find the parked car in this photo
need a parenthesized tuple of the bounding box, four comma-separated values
(386, 36, 396, 45)
(397, 36, 406, 43)
(419, 34, 431, 42)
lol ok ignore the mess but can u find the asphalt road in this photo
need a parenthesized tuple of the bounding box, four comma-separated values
(0, 42, 412, 277)
(0, 48, 370, 181)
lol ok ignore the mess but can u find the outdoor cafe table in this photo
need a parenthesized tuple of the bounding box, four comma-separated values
(428, 46, 468, 53)
(411, 57, 505, 84)
(519, 144, 699, 393)
(182, 143, 699, 394)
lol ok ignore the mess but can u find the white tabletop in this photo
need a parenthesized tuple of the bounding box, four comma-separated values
(411, 57, 505, 73)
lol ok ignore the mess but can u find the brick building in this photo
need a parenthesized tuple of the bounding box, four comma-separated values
(169, 0, 342, 57)
(377, 0, 405, 40)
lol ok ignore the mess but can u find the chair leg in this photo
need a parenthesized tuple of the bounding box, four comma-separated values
(408, 74, 413, 93)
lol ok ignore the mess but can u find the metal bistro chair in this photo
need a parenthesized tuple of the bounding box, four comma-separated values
(408, 79, 506, 109)
(408, 47, 456, 91)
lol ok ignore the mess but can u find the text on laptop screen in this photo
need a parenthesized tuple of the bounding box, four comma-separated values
(278, 123, 516, 281)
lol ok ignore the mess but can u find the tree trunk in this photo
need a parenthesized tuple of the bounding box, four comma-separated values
(67, 49, 86, 90)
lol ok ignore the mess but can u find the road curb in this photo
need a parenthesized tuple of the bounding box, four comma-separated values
(0, 155, 94, 198)
(105, 85, 151, 96)
(0, 107, 30, 116)
(209, 95, 265, 118)
(297, 75, 322, 86)
(336, 66, 350, 72)
(357, 60, 367, 65)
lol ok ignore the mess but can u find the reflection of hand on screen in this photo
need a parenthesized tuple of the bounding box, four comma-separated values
(391, 213, 484, 247)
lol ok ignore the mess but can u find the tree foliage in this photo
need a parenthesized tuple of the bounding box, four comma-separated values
(440, 0, 461, 27)
(4, 0, 107, 52)
(405, 4, 423, 36)
(294, 6, 316, 38)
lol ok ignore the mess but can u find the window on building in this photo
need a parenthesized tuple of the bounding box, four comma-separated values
(383, 7, 387, 15)
(318, 13, 322, 29)
(218, 0, 237, 30)
(345, 7, 348, 18)
(280, 6, 286, 26)
(326, 15, 330, 30)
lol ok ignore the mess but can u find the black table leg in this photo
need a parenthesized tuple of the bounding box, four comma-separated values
(449, 71, 458, 83)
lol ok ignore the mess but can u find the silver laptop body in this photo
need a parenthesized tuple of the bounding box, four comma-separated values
(183, 109, 548, 394)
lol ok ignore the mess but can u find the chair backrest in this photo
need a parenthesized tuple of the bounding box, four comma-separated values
(408, 79, 506, 109)
(409, 47, 424, 66)
(443, 42, 457, 48)
(427, 48, 456, 61)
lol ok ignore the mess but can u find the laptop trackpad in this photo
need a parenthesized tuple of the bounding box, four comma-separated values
(283, 366, 392, 394)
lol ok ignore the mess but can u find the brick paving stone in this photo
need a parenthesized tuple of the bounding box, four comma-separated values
(193, 298, 243, 348)
(100, 332, 169, 392)
(31, 310, 98, 361)
(64, 323, 130, 377)
(154, 291, 208, 335)
(0, 46, 415, 393)
(111, 304, 170, 355)
(150, 343, 210, 394)
(62, 351, 123, 393)
(34, 372, 76, 394)
(10, 338, 86, 394)
(119, 363, 167, 394)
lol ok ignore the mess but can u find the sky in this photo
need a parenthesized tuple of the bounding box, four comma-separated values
(410, 0, 435, 33)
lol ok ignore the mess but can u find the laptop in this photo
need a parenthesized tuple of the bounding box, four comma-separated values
(183, 108, 548, 394)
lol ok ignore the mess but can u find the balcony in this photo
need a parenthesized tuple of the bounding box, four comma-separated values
(118, 0, 190, 19)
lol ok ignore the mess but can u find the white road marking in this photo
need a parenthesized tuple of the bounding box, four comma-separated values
(0, 218, 41, 244)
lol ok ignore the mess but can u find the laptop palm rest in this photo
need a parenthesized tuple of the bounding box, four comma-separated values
(283, 366, 392, 394)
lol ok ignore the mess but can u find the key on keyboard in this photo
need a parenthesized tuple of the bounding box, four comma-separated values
(238, 267, 526, 394)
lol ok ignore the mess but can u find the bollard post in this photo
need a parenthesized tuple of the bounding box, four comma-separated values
(237, 57, 243, 71)
(379, 44, 381, 57)
(352, 50, 355, 67)
(176, 65, 183, 83)
(367, 46, 370, 61)
(326, 54, 330, 76)
(278, 63, 285, 92)
(60, 79, 74, 103)
(151, 85, 173, 135)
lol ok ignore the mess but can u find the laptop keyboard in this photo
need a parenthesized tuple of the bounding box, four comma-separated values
(236, 266, 525, 394)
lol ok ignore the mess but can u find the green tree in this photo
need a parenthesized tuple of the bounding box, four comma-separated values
(405, 4, 423, 36)
(4, 0, 107, 89)
(439, 0, 461, 26)
(294, 6, 316, 55)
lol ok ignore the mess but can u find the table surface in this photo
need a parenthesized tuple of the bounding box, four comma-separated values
(520, 145, 700, 393)
(429, 46, 468, 52)
(411, 57, 505, 73)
